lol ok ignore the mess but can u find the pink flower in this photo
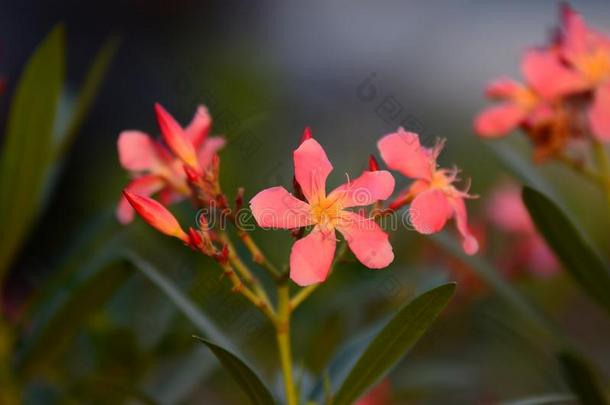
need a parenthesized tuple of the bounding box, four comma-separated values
(486, 184, 558, 278)
(117, 104, 225, 224)
(249, 134, 395, 286)
(559, 5, 610, 141)
(377, 129, 479, 255)
(475, 49, 585, 138)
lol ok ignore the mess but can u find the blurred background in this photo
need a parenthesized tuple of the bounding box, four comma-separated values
(1, 0, 610, 403)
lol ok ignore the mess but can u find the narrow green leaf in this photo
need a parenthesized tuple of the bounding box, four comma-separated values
(332, 283, 456, 405)
(522, 187, 610, 315)
(558, 351, 609, 405)
(54, 34, 120, 159)
(431, 232, 564, 344)
(501, 393, 575, 405)
(486, 140, 558, 200)
(18, 241, 128, 377)
(124, 250, 235, 352)
(193, 336, 275, 405)
(0, 24, 65, 278)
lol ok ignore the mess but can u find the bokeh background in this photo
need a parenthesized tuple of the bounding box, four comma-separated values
(1, 0, 610, 403)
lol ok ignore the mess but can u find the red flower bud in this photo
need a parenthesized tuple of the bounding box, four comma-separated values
(183, 164, 200, 183)
(123, 190, 189, 242)
(216, 244, 230, 264)
(235, 187, 244, 211)
(300, 127, 312, 144)
(188, 227, 203, 247)
(368, 154, 379, 171)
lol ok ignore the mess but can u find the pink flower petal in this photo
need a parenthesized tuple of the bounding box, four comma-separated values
(486, 184, 534, 233)
(521, 49, 586, 100)
(155, 103, 200, 169)
(589, 82, 610, 141)
(197, 136, 226, 168)
(448, 196, 479, 255)
(377, 129, 434, 181)
(336, 211, 394, 269)
(117, 131, 163, 172)
(561, 4, 590, 62)
(409, 189, 451, 235)
(293, 138, 333, 202)
(123, 190, 189, 242)
(290, 228, 336, 286)
(328, 170, 395, 208)
(186, 105, 212, 148)
(528, 235, 559, 277)
(117, 175, 166, 224)
(485, 78, 523, 99)
(250, 186, 314, 229)
(474, 103, 526, 137)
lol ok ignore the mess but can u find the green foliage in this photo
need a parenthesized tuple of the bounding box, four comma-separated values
(332, 283, 455, 405)
(0, 25, 65, 279)
(0, 27, 118, 279)
(558, 351, 609, 405)
(522, 187, 610, 316)
(194, 336, 275, 405)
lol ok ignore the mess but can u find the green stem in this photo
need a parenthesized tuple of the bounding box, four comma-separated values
(276, 284, 297, 405)
(0, 319, 19, 405)
(592, 141, 610, 211)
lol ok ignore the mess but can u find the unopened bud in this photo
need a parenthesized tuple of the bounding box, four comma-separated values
(300, 127, 312, 144)
(123, 191, 189, 243)
(368, 154, 379, 171)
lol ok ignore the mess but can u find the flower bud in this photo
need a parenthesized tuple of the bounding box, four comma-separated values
(368, 154, 379, 171)
(183, 164, 200, 183)
(300, 127, 312, 144)
(123, 191, 189, 242)
(154, 103, 200, 170)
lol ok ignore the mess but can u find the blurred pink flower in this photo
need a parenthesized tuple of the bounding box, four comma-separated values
(486, 183, 558, 278)
(378, 129, 479, 255)
(475, 4, 610, 160)
(355, 379, 392, 405)
(559, 5, 610, 141)
(475, 48, 585, 139)
(250, 133, 395, 286)
(116, 104, 225, 224)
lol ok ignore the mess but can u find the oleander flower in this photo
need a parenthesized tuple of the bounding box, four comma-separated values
(486, 183, 558, 277)
(249, 133, 395, 286)
(116, 103, 225, 224)
(559, 5, 610, 140)
(377, 129, 479, 255)
(475, 49, 589, 161)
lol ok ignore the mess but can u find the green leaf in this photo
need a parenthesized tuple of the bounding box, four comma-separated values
(17, 230, 128, 377)
(124, 250, 235, 351)
(558, 351, 609, 405)
(332, 283, 456, 405)
(522, 187, 610, 315)
(0, 24, 65, 278)
(486, 140, 558, 200)
(501, 393, 575, 405)
(193, 336, 275, 405)
(54, 34, 120, 159)
(431, 232, 564, 343)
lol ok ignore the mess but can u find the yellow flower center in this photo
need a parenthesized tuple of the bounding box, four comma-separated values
(311, 197, 343, 231)
(575, 48, 610, 84)
(430, 170, 452, 191)
(514, 87, 539, 110)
